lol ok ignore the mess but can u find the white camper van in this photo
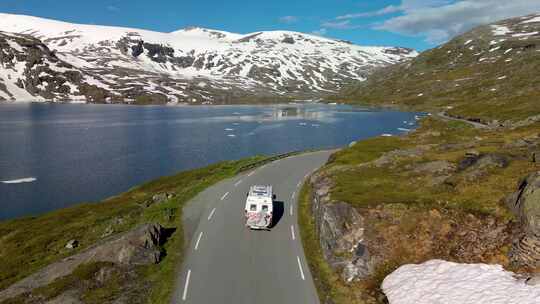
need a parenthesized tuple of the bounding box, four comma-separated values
(244, 185, 274, 230)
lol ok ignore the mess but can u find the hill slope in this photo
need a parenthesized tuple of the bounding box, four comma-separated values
(0, 13, 416, 104)
(338, 13, 540, 124)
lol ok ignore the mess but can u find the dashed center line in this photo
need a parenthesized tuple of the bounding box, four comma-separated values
(234, 180, 243, 187)
(208, 208, 216, 220)
(220, 192, 229, 200)
(182, 269, 191, 301)
(194, 231, 203, 251)
(296, 256, 306, 280)
(290, 204, 293, 216)
(291, 225, 296, 240)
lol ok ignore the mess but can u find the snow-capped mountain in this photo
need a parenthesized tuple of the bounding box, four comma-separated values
(0, 13, 417, 104)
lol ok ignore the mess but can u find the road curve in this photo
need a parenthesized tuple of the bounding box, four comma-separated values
(172, 150, 333, 304)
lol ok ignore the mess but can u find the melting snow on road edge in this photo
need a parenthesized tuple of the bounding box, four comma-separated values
(382, 259, 540, 304)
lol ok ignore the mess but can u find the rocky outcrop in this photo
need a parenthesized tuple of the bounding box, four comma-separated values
(0, 223, 165, 302)
(507, 172, 540, 269)
(310, 173, 374, 282)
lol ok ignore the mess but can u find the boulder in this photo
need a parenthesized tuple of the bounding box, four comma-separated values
(0, 223, 165, 302)
(506, 172, 540, 268)
(310, 174, 374, 282)
(526, 273, 540, 286)
(65, 239, 78, 249)
(459, 153, 509, 171)
(373, 147, 428, 168)
(151, 192, 175, 204)
(413, 160, 455, 175)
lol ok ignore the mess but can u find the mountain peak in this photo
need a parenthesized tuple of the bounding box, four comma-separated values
(0, 13, 416, 104)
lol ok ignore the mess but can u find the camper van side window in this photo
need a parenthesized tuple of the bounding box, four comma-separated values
(262, 205, 269, 211)
(250, 204, 257, 211)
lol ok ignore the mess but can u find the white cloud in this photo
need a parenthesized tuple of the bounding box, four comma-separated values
(338, 0, 451, 20)
(337, 5, 401, 20)
(321, 20, 363, 30)
(278, 16, 299, 24)
(311, 28, 328, 36)
(376, 0, 540, 44)
(321, 20, 351, 29)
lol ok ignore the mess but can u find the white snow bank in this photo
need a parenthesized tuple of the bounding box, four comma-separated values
(522, 16, 540, 24)
(382, 260, 540, 304)
(512, 32, 539, 37)
(1, 177, 37, 184)
(491, 25, 512, 36)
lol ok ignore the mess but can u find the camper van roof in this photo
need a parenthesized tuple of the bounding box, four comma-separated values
(248, 185, 272, 198)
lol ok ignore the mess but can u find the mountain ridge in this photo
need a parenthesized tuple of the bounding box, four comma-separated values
(0, 13, 416, 104)
(336, 12, 540, 124)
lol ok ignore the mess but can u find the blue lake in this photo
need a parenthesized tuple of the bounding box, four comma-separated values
(0, 103, 421, 220)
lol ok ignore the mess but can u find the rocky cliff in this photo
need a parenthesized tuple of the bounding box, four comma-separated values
(303, 116, 540, 303)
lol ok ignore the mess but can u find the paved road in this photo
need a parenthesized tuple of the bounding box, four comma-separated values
(172, 150, 333, 304)
(437, 112, 490, 129)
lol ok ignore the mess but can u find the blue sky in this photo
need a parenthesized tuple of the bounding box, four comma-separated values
(1, 0, 539, 51)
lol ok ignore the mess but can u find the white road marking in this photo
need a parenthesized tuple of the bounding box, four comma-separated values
(291, 191, 296, 199)
(182, 269, 191, 301)
(290, 204, 293, 216)
(234, 180, 242, 187)
(194, 231, 203, 251)
(296, 256, 306, 280)
(291, 225, 296, 240)
(208, 208, 216, 220)
(247, 171, 255, 177)
(220, 192, 229, 200)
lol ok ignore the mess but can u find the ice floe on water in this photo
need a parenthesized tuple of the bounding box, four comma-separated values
(298, 122, 307, 126)
(397, 127, 411, 132)
(382, 259, 540, 304)
(381, 134, 393, 137)
(224, 128, 234, 131)
(227, 134, 236, 137)
(1, 177, 36, 184)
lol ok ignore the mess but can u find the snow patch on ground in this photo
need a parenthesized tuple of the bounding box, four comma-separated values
(382, 260, 540, 304)
(491, 25, 513, 36)
(512, 31, 539, 37)
(522, 16, 540, 24)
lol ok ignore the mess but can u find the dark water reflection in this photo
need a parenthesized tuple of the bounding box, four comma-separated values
(0, 103, 421, 220)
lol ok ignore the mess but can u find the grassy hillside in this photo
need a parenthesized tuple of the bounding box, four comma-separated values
(304, 13, 540, 304)
(337, 13, 540, 123)
(303, 118, 540, 303)
(0, 157, 264, 303)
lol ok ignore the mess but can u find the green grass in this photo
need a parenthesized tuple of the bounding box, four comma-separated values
(0, 156, 265, 302)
